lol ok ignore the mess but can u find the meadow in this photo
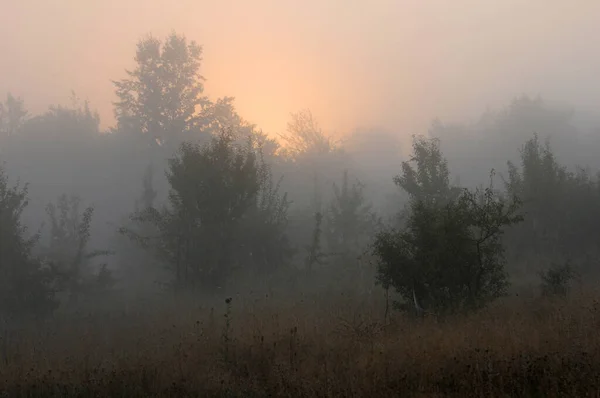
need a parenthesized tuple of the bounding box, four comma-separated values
(1, 281, 599, 397)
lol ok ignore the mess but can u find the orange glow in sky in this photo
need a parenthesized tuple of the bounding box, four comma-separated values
(1, 0, 600, 142)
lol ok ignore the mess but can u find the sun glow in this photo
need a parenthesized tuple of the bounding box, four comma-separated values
(1, 0, 599, 144)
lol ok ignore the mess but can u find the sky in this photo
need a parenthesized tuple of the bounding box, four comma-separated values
(1, 0, 600, 140)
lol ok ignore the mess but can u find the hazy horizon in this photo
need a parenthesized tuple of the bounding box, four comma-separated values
(2, 0, 600, 140)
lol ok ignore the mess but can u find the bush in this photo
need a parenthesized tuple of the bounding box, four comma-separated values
(540, 262, 576, 297)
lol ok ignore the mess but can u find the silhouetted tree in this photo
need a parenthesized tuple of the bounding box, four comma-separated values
(429, 95, 581, 188)
(112, 164, 166, 292)
(373, 137, 523, 315)
(235, 149, 293, 274)
(0, 93, 28, 139)
(502, 133, 600, 272)
(200, 97, 256, 140)
(277, 110, 350, 260)
(0, 166, 56, 319)
(113, 32, 209, 145)
(122, 129, 291, 291)
(539, 262, 576, 298)
(394, 136, 460, 204)
(22, 99, 100, 142)
(325, 170, 378, 261)
(278, 109, 339, 160)
(41, 194, 113, 303)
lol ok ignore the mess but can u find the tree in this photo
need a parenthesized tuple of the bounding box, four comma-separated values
(393, 136, 460, 204)
(41, 194, 113, 302)
(504, 134, 600, 260)
(113, 32, 209, 145)
(539, 262, 575, 298)
(122, 129, 292, 291)
(278, 109, 339, 160)
(113, 164, 167, 293)
(22, 101, 100, 142)
(0, 166, 56, 319)
(0, 93, 28, 139)
(200, 97, 256, 140)
(373, 137, 523, 315)
(235, 149, 293, 274)
(325, 170, 378, 260)
(427, 95, 580, 189)
(277, 110, 349, 248)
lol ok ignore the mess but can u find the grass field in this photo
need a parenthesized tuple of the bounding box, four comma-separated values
(1, 285, 599, 397)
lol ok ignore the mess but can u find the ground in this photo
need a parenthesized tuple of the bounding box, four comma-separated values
(1, 287, 598, 397)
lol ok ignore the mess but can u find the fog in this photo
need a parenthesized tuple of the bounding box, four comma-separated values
(5, 1, 600, 394)
(1, 0, 600, 286)
(2, 0, 600, 138)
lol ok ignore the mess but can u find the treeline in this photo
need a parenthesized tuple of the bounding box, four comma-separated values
(1, 32, 600, 320)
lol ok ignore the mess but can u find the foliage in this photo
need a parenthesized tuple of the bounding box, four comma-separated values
(113, 32, 209, 145)
(373, 137, 523, 315)
(42, 194, 114, 302)
(122, 130, 292, 291)
(0, 93, 28, 139)
(236, 148, 293, 274)
(505, 134, 600, 260)
(199, 97, 256, 140)
(278, 109, 339, 160)
(112, 164, 166, 292)
(0, 166, 56, 318)
(325, 170, 379, 262)
(393, 135, 461, 203)
(540, 262, 576, 297)
(112, 31, 269, 161)
(21, 96, 100, 142)
(275, 110, 350, 236)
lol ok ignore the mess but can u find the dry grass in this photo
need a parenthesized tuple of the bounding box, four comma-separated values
(2, 287, 600, 397)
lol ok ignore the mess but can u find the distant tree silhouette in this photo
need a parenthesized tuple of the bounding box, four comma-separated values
(41, 194, 113, 303)
(0, 93, 28, 139)
(113, 32, 209, 145)
(278, 109, 339, 159)
(21, 101, 100, 142)
(0, 166, 56, 319)
(505, 134, 600, 264)
(325, 170, 378, 260)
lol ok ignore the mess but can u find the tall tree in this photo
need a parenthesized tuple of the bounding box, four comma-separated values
(113, 33, 208, 145)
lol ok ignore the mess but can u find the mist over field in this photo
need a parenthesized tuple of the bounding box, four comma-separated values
(2, 1, 600, 396)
